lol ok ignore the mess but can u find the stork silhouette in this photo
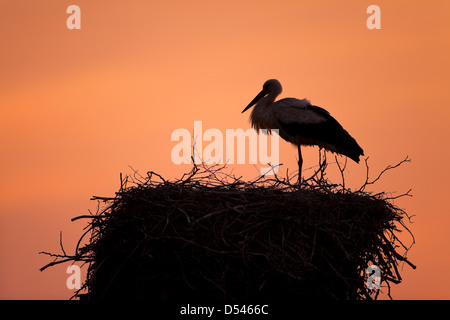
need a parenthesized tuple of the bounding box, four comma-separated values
(242, 79, 364, 182)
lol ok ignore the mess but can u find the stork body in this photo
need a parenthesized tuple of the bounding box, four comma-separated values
(242, 79, 364, 181)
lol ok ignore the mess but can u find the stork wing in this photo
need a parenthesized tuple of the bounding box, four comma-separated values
(274, 99, 364, 163)
(274, 98, 330, 125)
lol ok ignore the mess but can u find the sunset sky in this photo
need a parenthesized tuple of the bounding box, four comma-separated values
(1, 1, 449, 299)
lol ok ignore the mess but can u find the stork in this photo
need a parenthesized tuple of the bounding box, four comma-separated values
(242, 79, 364, 182)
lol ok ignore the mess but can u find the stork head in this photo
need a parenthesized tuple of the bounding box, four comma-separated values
(262, 79, 282, 94)
(242, 79, 283, 113)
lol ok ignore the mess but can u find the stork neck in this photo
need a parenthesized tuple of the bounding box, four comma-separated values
(260, 91, 278, 107)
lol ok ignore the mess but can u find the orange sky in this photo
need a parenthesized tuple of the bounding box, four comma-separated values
(1, 1, 449, 299)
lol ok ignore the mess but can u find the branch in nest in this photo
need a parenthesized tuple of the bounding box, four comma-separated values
(358, 155, 411, 193)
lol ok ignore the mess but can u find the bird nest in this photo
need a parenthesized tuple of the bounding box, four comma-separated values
(40, 153, 415, 300)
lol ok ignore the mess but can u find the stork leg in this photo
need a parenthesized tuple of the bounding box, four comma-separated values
(297, 145, 303, 184)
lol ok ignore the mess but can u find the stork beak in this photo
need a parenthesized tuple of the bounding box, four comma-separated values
(242, 89, 267, 113)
